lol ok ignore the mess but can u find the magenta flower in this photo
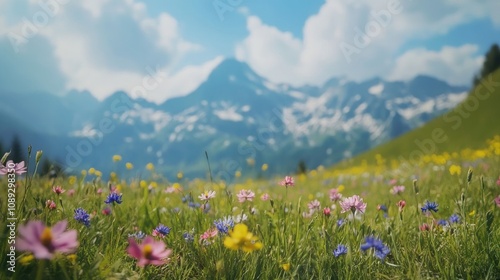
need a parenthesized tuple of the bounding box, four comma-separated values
(280, 176, 294, 187)
(339, 195, 367, 214)
(323, 207, 331, 217)
(127, 236, 172, 267)
(0, 160, 27, 175)
(236, 189, 255, 203)
(329, 189, 343, 202)
(52, 186, 66, 195)
(46, 200, 57, 210)
(390, 186, 405, 195)
(16, 220, 78, 259)
(308, 199, 321, 211)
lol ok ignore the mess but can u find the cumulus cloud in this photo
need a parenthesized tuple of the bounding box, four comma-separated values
(236, 0, 499, 86)
(388, 45, 484, 85)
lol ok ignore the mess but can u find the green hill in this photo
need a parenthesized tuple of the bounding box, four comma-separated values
(338, 69, 500, 166)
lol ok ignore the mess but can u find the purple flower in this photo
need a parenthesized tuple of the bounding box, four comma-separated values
(74, 208, 91, 227)
(308, 199, 321, 211)
(214, 216, 234, 234)
(127, 236, 172, 267)
(336, 218, 345, 227)
(182, 233, 194, 243)
(360, 236, 390, 261)
(236, 189, 255, 203)
(333, 244, 348, 257)
(152, 224, 170, 238)
(340, 195, 366, 214)
(329, 189, 343, 202)
(0, 160, 27, 175)
(104, 192, 123, 204)
(437, 219, 448, 226)
(390, 185, 405, 195)
(421, 201, 439, 213)
(16, 220, 79, 259)
(449, 214, 460, 224)
(280, 176, 294, 187)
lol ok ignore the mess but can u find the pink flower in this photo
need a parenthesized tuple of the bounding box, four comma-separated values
(496, 177, 500, 186)
(198, 190, 216, 201)
(397, 200, 406, 212)
(236, 189, 255, 203)
(419, 223, 431, 231)
(495, 195, 500, 207)
(308, 199, 321, 211)
(389, 179, 397, 186)
(97, 188, 103, 195)
(67, 189, 76, 196)
(127, 236, 172, 267)
(46, 200, 56, 210)
(102, 207, 112, 215)
(52, 186, 66, 195)
(16, 220, 78, 259)
(280, 176, 294, 187)
(200, 228, 218, 240)
(0, 160, 27, 175)
(339, 195, 367, 214)
(323, 207, 331, 217)
(260, 193, 270, 201)
(329, 189, 343, 202)
(390, 186, 405, 195)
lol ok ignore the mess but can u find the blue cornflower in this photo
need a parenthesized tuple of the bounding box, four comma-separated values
(104, 192, 123, 204)
(437, 219, 448, 226)
(183, 232, 194, 243)
(128, 231, 146, 240)
(360, 236, 390, 261)
(421, 201, 439, 213)
(74, 207, 91, 227)
(333, 244, 348, 257)
(377, 204, 388, 212)
(214, 216, 234, 234)
(182, 194, 193, 203)
(449, 214, 460, 224)
(188, 202, 201, 208)
(337, 218, 345, 228)
(153, 224, 171, 237)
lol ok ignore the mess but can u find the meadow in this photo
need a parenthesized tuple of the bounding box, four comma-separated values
(1, 137, 500, 280)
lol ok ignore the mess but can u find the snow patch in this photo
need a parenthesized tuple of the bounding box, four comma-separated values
(369, 83, 384, 96)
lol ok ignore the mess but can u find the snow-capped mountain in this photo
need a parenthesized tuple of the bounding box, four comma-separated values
(0, 58, 468, 179)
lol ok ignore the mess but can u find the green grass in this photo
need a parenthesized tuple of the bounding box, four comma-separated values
(338, 69, 500, 167)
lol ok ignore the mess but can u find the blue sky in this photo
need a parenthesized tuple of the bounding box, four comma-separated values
(0, 0, 499, 104)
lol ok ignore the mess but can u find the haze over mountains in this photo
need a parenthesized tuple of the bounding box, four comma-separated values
(0, 58, 469, 180)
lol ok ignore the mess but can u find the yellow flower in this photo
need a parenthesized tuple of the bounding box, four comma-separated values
(223, 224, 263, 252)
(172, 182, 182, 190)
(149, 182, 158, 188)
(449, 165, 462, 176)
(88, 168, 95, 175)
(469, 210, 475, 217)
(177, 172, 183, 180)
(140, 180, 147, 188)
(81, 170, 87, 176)
(261, 164, 268, 171)
(110, 172, 117, 179)
(281, 263, 290, 271)
(94, 170, 102, 177)
(112, 155, 122, 162)
(235, 171, 242, 178)
(68, 176, 77, 185)
(67, 254, 77, 265)
(246, 158, 255, 166)
(19, 254, 34, 265)
(337, 185, 345, 192)
(126, 162, 134, 170)
(146, 163, 155, 171)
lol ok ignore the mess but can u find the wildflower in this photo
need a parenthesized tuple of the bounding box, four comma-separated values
(419, 223, 431, 231)
(281, 263, 290, 271)
(112, 155, 122, 162)
(449, 165, 461, 176)
(0, 160, 27, 175)
(67, 189, 76, 196)
(389, 179, 397, 185)
(126, 162, 134, 170)
(177, 172, 183, 179)
(421, 201, 439, 213)
(261, 164, 268, 171)
(280, 176, 294, 187)
(200, 228, 218, 241)
(188, 202, 201, 208)
(390, 185, 405, 195)
(74, 208, 91, 227)
(302, 210, 314, 218)
(146, 163, 155, 171)
(260, 193, 270, 201)
(16, 220, 79, 259)
(199, 190, 216, 201)
(377, 204, 388, 212)
(104, 192, 123, 205)
(333, 244, 348, 257)
(52, 186, 66, 195)
(46, 200, 56, 210)
(323, 207, 331, 217)
(234, 214, 248, 223)
(340, 195, 367, 214)
(97, 188, 103, 195)
(329, 188, 343, 202)
(449, 214, 460, 224)
(495, 195, 500, 208)
(223, 224, 263, 252)
(437, 219, 448, 226)
(182, 233, 194, 243)
(102, 207, 112, 215)
(397, 200, 406, 212)
(152, 224, 170, 238)
(128, 231, 146, 240)
(67, 254, 77, 265)
(127, 236, 172, 267)
(214, 216, 234, 234)
(19, 254, 35, 265)
(337, 218, 345, 227)
(201, 203, 211, 213)
(308, 199, 321, 211)
(236, 189, 255, 203)
(496, 177, 500, 186)
(88, 167, 95, 175)
(360, 236, 390, 261)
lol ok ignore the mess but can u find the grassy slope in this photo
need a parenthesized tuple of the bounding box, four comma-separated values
(339, 69, 500, 166)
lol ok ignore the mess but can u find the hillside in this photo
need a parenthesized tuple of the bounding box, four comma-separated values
(339, 69, 500, 166)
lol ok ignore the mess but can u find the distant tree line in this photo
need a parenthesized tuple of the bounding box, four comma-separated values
(473, 43, 500, 86)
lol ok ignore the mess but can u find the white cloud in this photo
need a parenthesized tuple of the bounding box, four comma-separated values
(236, 0, 499, 86)
(388, 45, 484, 85)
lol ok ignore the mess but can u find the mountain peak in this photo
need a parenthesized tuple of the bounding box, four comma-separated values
(207, 58, 262, 83)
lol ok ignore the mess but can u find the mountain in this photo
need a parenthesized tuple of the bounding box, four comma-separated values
(0, 58, 469, 180)
(338, 69, 500, 166)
